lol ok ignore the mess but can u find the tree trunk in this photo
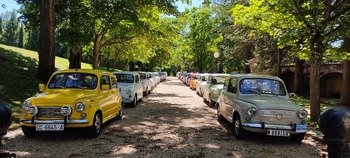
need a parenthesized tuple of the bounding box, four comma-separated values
(38, 0, 55, 81)
(310, 56, 321, 122)
(92, 36, 100, 69)
(341, 37, 350, 106)
(294, 58, 304, 93)
(68, 46, 82, 69)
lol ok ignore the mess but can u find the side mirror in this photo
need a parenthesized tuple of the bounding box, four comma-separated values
(39, 84, 45, 92)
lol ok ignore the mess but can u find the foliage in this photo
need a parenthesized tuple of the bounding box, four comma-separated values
(2, 11, 19, 46)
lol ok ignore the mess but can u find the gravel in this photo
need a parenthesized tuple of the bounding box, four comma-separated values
(1, 77, 326, 158)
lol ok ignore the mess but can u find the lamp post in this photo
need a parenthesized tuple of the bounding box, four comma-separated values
(213, 52, 219, 73)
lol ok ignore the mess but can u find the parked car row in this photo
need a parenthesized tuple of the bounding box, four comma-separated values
(178, 72, 308, 143)
(19, 69, 166, 138)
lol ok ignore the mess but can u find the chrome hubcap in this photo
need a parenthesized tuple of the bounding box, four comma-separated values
(234, 118, 240, 134)
(95, 114, 101, 133)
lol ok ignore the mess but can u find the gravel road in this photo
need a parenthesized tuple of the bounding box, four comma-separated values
(1, 77, 325, 158)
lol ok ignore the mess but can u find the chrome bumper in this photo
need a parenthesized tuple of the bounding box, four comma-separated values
(242, 123, 293, 130)
(21, 119, 89, 124)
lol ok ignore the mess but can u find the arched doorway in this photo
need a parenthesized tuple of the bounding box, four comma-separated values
(320, 72, 343, 98)
(280, 70, 294, 92)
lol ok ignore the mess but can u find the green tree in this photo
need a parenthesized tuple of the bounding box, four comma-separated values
(18, 23, 24, 48)
(232, 0, 350, 121)
(26, 27, 39, 51)
(3, 10, 19, 46)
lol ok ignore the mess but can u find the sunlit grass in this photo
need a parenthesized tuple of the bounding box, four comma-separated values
(0, 44, 94, 113)
(291, 94, 341, 130)
(0, 44, 92, 69)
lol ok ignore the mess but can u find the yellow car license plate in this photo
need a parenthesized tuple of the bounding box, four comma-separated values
(36, 124, 64, 131)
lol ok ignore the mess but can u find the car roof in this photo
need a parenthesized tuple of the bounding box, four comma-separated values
(228, 73, 283, 81)
(113, 71, 140, 75)
(53, 69, 112, 76)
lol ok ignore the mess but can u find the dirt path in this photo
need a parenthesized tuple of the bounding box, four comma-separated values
(1, 77, 325, 158)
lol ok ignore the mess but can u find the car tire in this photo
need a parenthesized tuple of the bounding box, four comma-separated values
(116, 104, 124, 120)
(209, 98, 215, 107)
(131, 95, 137, 107)
(22, 126, 37, 137)
(217, 105, 225, 121)
(87, 112, 102, 138)
(144, 88, 148, 96)
(233, 114, 247, 139)
(290, 133, 305, 143)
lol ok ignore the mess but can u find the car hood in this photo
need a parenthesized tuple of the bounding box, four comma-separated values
(118, 83, 135, 91)
(32, 90, 97, 104)
(210, 84, 224, 90)
(238, 95, 298, 111)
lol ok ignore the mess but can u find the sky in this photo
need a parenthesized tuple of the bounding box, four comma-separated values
(0, 0, 20, 13)
(0, 0, 203, 13)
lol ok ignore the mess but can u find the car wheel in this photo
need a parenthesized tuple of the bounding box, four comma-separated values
(116, 103, 124, 120)
(217, 104, 225, 121)
(290, 133, 305, 143)
(22, 126, 37, 137)
(87, 112, 102, 138)
(144, 88, 148, 96)
(233, 114, 247, 139)
(131, 95, 137, 107)
(209, 97, 215, 107)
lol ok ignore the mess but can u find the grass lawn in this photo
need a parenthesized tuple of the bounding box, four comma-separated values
(0, 44, 92, 113)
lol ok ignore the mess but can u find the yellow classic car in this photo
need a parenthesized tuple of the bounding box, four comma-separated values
(20, 69, 123, 138)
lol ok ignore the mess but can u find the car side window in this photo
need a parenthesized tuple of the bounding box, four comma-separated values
(111, 76, 117, 89)
(228, 78, 237, 93)
(100, 75, 111, 90)
(135, 75, 140, 83)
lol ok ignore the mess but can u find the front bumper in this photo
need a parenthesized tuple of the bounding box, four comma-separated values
(242, 122, 307, 134)
(21, 119, 89, 124)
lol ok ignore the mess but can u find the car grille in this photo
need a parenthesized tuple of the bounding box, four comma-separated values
(37, 106, 64, 118)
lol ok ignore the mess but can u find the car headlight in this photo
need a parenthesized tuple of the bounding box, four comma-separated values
(297, 109, 308, 119)
(21, 100, 32, 110)
(247, 107, 257, 116)
(28, 106, 38, 115)
(75, 102, 85, 112)
(126, 89, 132, 95)
(61, 106, 72, 116)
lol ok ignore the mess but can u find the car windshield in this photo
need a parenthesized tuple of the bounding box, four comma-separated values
(211, 76, 226, 84)
(48, 73, 98, 89)
(239, 78, 286, 95)
(115, 74, 134, 83)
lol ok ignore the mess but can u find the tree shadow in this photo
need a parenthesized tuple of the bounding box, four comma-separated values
(0, 48, 41, 110)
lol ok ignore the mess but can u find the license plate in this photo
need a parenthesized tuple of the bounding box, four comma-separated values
(296, 124, 307, 132)
(36, 124, 64, 131)
(267, 129, 289, 137)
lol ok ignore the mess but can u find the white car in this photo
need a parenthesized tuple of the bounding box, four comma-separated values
(202, 73, 230, 107)
(139, 72, 152, 96)
(196, 73, 209, 96)
(216, 74, 308, 142)
(147, 72, 157, 90)
(113, 71, 143, 107)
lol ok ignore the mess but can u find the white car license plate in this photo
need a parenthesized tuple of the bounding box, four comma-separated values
(36, 124, 64, 131)
(267, 129, 289, 137)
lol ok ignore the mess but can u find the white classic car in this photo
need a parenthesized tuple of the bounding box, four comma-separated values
(139, 72, 152, 96)
(216, 74, 308, 142)
(201, 73, 230, 107)
(195, 73, 209, 96)
(113, 71, 143, 107)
